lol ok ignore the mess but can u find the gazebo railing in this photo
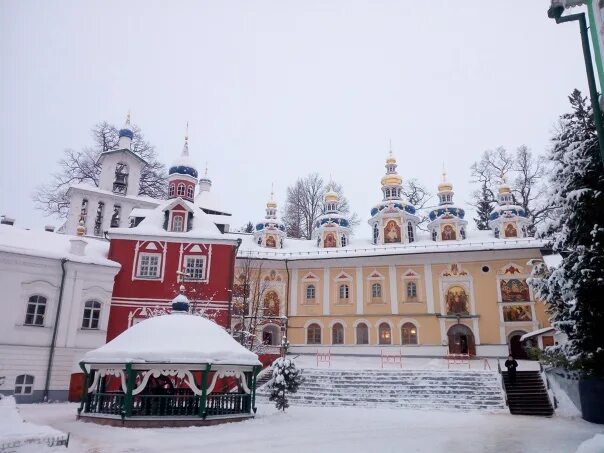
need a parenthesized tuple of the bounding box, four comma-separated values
(132, 394, 200, 417)
(206, 393, 251, 416)
(87, 392, 124, 415)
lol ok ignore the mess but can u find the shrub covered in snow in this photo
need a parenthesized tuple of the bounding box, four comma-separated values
(266, 357, 303, 411)
(530, 90, 604, 377)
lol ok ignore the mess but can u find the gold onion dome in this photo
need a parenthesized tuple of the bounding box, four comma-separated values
(266, 200, 277, 209)
(381, 173, 402, 186)
(499, 182, 512, 194)
(438, 171, 453, 192)
(325, 189, 338, 202)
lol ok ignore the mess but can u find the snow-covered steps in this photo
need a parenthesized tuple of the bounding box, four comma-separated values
(257, 368, 506, 412)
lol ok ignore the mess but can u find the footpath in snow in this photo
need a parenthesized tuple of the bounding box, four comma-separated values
(15, 401, 604, 453)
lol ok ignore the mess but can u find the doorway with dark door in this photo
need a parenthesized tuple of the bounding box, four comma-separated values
(447, 324, 476, 356)
(509, 331, 528, 359)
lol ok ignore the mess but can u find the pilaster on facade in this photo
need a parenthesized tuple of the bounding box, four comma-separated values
(290, 269, 298, 316)
(388, 265, 398, 315)
(322, 268, 330, 315)
(355, 267, 363, 315)
(423, 263, 435, 313)
(472, 317, 481, 345)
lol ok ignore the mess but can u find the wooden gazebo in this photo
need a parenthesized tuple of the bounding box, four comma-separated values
(77, 293, 262, 427)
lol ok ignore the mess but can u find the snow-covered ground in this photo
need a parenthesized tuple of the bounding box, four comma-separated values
(15, 402, 604, 453)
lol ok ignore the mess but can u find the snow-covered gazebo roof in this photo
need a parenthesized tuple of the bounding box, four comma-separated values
(82, 314, 261, 367)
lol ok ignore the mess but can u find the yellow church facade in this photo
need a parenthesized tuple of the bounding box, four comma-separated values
(233, 152, 551, 358)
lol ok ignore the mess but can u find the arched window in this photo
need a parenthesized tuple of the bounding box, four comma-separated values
(257, 237, 262, 245)
(460, 227, 466, 240)
(113, 162, 129, 194)
(407, 222, 414, 243)
(371, 283, 382, 299)
(307, 323, 321, 344)
(306, 284, 316, 300)
(385, 188, 391, 198)
(332, 323, 344, 344)
(172, 216, 184, 232)
(494, 228, 500, 239)
(82, 300, 101, 329)
(407, 281, 417, 299)
(373, 224, 379, 244)
(186, 185, 194, 199)
(379, 322, 391, 345)
(339, 284, 349, 300)
(14, 374, 34, 395)
(177, 183, 185, 196)
(25, 295, 46, 326)
(341, 235, 347, 247)
(356, 323, 369, 344)
(110, 205, 121, 228)
(169, 183, 175, 197)
(401, 322, 418, 345)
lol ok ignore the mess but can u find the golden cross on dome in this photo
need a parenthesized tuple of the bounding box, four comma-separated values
(204, 161, 208, 176)
(389, 139, 393, 157)
(442, 163, 447, 182)
(270, 182, 275, 200)
(185, 121, 189, 143)
(126, 110, 131, 125)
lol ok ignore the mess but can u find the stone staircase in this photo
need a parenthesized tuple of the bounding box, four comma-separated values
(257, 368, 506, 411)
(502, 371, 554, 417)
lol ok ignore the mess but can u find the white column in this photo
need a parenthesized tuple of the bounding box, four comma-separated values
(472, 318, 481, 344)
(424, 263, 435, 313)
(356, 266, 363, 314)
(439, 318, 447, 344)
(290, 269, 298, 316)
(499, 306, 507, 344)
(388, 265, 398, 315)
(323, 268, 330, 316)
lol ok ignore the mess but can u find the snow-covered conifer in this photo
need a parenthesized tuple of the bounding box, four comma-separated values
(530, 89, 604, 376)
(266, 357, 303, 411)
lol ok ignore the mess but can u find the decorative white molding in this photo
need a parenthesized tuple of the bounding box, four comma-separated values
(424, 264, 435, 313)
(388, 265, 398, 315)
(290, 269, 298, 316)
(323, 268, 330, 316)
(355, 267, 363, 315)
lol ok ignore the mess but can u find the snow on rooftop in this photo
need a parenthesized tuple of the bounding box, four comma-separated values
(196, 189, 231, 216)
(0, 225, 119, 267)
(67, 183, 159, 205)
(520, 327, 555, 342)
(83, 314, 261, 366)
(543, 254, 563, 269)
(230, 229, 546, 261)
(111, 198, 234, 241)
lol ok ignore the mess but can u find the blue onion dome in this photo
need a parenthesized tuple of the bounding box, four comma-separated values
(490, 183, 527, 220)
(171, 285, 190, 313)
(169, 135, 198, 178)
(371, 201, 416, 217)
(118, 112, 134, 139)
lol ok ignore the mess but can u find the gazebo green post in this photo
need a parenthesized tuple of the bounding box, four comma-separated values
(199, 364, 211, 419)
(78, 362, 89, 415)
(123, 363, 135, 418)
(251, 365, 260, 413)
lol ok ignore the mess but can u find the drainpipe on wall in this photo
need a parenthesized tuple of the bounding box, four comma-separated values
(284, 259, 290, 341)
(227, 239, 242, 329)
(43, 258, 68, 402)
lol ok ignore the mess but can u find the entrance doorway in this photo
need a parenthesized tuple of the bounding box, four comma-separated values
(262, 325, 280, 346)
(509, 331, 528, 359)
(447, 324, 476, 356)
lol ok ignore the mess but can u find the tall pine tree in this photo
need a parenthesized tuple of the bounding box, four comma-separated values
(473, 182, 493, 230)
(530, 90, 604, 376)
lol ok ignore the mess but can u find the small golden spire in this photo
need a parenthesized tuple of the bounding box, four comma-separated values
(442, 163, 447, 182)
(125, 110, 131, 126)
(204, 161, 208, 177)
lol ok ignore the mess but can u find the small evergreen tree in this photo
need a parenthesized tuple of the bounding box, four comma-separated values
(473, 182, 493, 230)
(266, 357, 303, 411)
(530, 89, 604, 377)
(244, 221, 254, 233)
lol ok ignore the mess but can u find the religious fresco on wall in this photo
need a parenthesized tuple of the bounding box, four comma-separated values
(503, 305, 532, 322)
(500, 278, 530, 302)
(265, 235, 276, 248)
(263, 290, 280, 316)
(441, 224, 457, 241)
(324, 233, 337, 248)
(505, 223, 518, 238)
(384, 220, 401, 243)
(445, 286, 469, 315)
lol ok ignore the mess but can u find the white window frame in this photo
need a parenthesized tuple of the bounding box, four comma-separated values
(24, 295, 47, 327)
(172, 215, 184, 232)
(305, 284, 316, 301)
(169, 183, 175, 197)
(338, 283, 349, 300)
(177, 183, 185, 196)
(401, 322, 419, 345)
(14, 374, 34, 395)
(136, 253, 161, 279)
(186, 185, 194, 199)
(371, 282, 382, 299)
(184, 255, 207, 281)
(81, 300, 102, 329)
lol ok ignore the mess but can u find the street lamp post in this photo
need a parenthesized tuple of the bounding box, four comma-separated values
(548, 3, 604, 166)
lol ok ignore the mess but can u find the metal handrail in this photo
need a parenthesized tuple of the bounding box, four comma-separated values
(497, 360, 509, 407)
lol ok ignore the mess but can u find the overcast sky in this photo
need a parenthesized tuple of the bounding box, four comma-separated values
(0, 0, 589, 237)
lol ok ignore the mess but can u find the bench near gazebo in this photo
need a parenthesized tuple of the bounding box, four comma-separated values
(77, 290, 262, 427)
